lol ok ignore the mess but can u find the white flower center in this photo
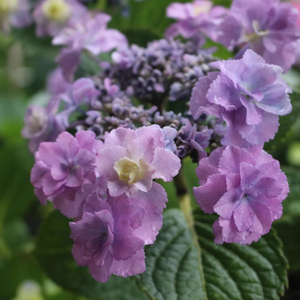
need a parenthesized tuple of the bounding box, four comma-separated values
(245, 20, 269, 42)
(28, 108, 48, 134)
(0, 0, 18, 14)
(42, 0, 71, 22)
(114, 157, 151, 185)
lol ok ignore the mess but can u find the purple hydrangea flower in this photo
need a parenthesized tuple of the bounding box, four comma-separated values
(107, 39, 215, 104)
(70, 181, 167, 282)
(22, 96, 70, 153)
(178, 119, 213, 159)
(190, 50, 292, 147)
(33, 0, 88, 37)
(162, 126, 177, 153)
(165, 0, 228, 45)
(52, 13, 128, 81)
(215, 0, 300, 72)
(96, 125, 181, 197)
(0, 0, 32, 32)
(63, 78, 100, 107)
(47, 68, 71, 96)
(31, 131, 102, 216)
(194, 145, 289, 244)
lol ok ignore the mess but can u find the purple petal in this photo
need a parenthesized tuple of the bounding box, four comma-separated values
(213, 188, 241, 219)
(110, 249, 146, 277)
(113, 219, 144, 261)
(151, 148, 181, 182)
(194, 174, 227, 214)
(190, 72, 220, 120)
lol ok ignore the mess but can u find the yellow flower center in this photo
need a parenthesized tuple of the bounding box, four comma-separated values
(114, 157, 150, 185)
(0, 0, 18, 14)
(42, 0, 71, 22)
(193, 2, 211, 16)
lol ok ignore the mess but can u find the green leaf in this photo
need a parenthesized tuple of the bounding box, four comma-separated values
(280, 166, 300, 217)
(35, 211, 148, 300)
(274, 216, 300, 272)
(273, 166, 300, 272)
(134, 209, 206, 300)
(0, 140, 35, 227)
(109, 0, 176, 38)
(135, 209, 288, 300)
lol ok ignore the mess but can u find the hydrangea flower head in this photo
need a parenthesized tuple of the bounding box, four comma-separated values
(190, 50, 292, 147)
(96, 125, 181, 197)
(52, 13, 128, 80)
(215, 0, 300, 71)
(165, 0, 228, 44)
(31, 131, 102, 215)
(70, 181, 168, 282)
(22, 97, 70, 153)
(47, 68, 72, 96)
(194, 145, 289, 244)
(63, 78, 100, 107)
(0, 0, 31, 32)
(33, 0, 87, 37)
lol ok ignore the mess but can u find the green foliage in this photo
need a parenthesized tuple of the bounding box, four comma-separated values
(109, 0, 178, 39)
(274, 216, 300, 273)
(35, 211, 148, 300)
(265, 93, 300, 158)
(273, 166, 300, 272)
(0, 140, 34, 226)
(135, 209, 288, 300)
(109, 0, 232, 47)
(281, 166, 300, 217)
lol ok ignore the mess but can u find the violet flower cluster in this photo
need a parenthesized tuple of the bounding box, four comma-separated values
(0, 0, 32, 32)
(190, 50, 291, 244)
(31, 126, 181, 281)
(194, 146, 288, 244)
(166, 0, 300, 72)
(190, 49, 292, 147)
(20, 0, 294, 284)
(104, 38, 215, 104)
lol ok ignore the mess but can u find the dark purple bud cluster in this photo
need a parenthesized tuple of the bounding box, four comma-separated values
(77, 77, 158, 138)
(102, 39, 215, 106)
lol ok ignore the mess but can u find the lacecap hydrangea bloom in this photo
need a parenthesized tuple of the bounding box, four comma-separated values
(215, 0, 300, 72)
(96, 125, 181, 197)
(52, 13, 128, 81)
(194, 146, 289, 244)
(0, 0, 32, 32)
(68, 125, 180, 282)
(22, 96, 70, 153)
(165, 0, 228, 45)
(31, 131, 102, 217)
(70, 181, 168, 282)
(190, 49, 292, 147)
(33, 0, 87, 37)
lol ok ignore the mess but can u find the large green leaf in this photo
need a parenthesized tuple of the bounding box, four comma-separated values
(35, 211, 148, 300)
(135, 209, 288, 300)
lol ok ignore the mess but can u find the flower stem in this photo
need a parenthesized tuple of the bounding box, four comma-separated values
(174, 168, 194, 233)
(174, 168, 207, 293)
